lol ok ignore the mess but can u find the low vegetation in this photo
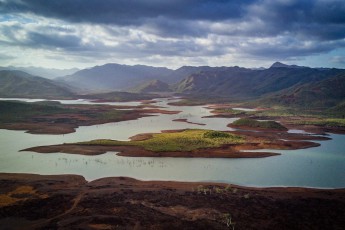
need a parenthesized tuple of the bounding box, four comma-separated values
(0, 101, 73, 123)
(78, 129, 244, 152)
(82, 91, 158, 102)
(231, 118, 287, 130)
(213, 108, 247, 116)
(0, 100, 134, 126)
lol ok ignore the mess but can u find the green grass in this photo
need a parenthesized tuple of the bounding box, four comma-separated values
(231, 118, 287, 130)
(213, 108, 247, 115)
(78, 129, 244, 152)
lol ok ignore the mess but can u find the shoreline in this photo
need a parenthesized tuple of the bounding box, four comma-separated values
(22, 143, 280, 158)
(1, 173, 344, 229)
(0, 107, 181, 135)
(21, 127, 327, 158)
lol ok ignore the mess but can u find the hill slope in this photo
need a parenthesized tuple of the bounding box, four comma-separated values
(0, 66, 78, 79)
(0, 70, 74, 98)
(175, 66, 345, 100)
(58, 63, 174, 92)
(130, 80, 171, 93)
(256, 73, 345, 110)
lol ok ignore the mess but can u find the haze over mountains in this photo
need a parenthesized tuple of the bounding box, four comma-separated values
(0, 70, 74, 98)
(1, 62, 345, 111)
(0, 66, 79, 79)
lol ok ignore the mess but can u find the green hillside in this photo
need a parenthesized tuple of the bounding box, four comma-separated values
(253, 73, 345, 115)
(175, 67, 345, 100)
(0, 70, 74, 98)
(129, 79, 171, 93)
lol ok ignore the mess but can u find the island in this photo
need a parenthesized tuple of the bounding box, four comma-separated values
(22, 128, 327, 158)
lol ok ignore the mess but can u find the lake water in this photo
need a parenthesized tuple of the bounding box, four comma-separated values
(0, 98, 344, 188)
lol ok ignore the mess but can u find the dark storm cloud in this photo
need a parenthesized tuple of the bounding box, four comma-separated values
(0, 22, 82, 50)
(2, 0, 344, 43)
(0, 0, 254, 24)
(26, 32, 82, 49)
(245, 0, 345, 41)
(1, 0, 344, 66)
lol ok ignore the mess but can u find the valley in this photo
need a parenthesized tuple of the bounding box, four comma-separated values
(1, 62, 345, 229)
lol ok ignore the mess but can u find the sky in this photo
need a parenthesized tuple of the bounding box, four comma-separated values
(0, 0, 345, 70)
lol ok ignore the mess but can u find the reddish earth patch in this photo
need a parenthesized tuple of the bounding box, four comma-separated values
(22, 144, 279, 158)
(0, 173, 344, 230)
(0, 106, 181, 135)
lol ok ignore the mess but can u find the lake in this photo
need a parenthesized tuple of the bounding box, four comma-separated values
(0, 98, 344, 188)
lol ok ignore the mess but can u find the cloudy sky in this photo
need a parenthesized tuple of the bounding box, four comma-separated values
(0, 0, 345, 69)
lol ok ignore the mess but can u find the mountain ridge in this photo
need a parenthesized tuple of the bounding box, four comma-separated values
(0, 70, 74, 98)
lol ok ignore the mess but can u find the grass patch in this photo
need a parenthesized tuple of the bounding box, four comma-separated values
(231, 118, 287, 130)
(78, 129, 244, 152)
(213, 108, 247, 115)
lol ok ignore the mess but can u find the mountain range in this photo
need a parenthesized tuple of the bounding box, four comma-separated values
(175, 63, 345, 99)
(0, 66, 79, 79)
(57, 63, 174, 92)
(57, 63, 234, 93)
(1, 62, 345, 112)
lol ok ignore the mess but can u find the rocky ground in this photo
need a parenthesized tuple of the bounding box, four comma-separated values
(0, 173, 344, 230)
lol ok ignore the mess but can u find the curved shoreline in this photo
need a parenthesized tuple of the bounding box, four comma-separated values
(21, 127, 326, 158)
(22, 144, 280, 158)
(0, 107, 181, 135)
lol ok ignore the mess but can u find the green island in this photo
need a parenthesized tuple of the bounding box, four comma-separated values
(78, 129, 244, 152)
(230, 118, 288, 131)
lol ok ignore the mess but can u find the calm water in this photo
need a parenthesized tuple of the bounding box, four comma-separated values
(0, 98, 344, 188)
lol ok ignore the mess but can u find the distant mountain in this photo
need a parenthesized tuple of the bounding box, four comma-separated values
(175, 64, 345, 99)
(168, 66, 229, 83)
(130, 79, 171, 93)
(270, 62, 306, 69)
(0, 66, 79, 79)
(57, 64, 237, 93)
(58, 63, 174, 92)
(0, 70, 74, 98)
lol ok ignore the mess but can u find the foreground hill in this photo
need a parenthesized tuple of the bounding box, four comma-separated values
(0, 174, 344, 230)
(0, 70, 74, 98)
